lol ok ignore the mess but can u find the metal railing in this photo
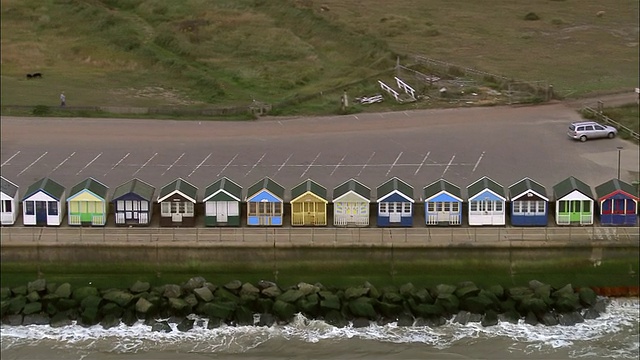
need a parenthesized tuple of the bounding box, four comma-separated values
(1, 226, 638, 248)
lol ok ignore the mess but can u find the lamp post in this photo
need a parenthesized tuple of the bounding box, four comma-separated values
(617, 146, 623, 180)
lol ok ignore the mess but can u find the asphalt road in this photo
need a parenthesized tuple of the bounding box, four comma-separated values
(1, 95, 638, 200)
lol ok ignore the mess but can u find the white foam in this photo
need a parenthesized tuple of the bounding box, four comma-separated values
(1, 298, 638, 358)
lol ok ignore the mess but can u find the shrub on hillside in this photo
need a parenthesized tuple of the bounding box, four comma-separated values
(524, 12, 540, 21)
(32, 105, 50, 116)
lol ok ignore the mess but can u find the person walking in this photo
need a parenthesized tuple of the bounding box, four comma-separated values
(60, 92, 66, 107)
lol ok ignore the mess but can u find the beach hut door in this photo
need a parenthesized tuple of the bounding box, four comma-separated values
(217, 202, 228, 222)
(35, 201, 47, 224)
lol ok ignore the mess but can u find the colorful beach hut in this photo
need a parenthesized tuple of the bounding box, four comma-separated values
(246, 177, 284, 226)
(158, 178, 198, 227)
(333, 178, 371, 227)
(112, 178, 155, 226)
(553, 176, 594, 225)
(508, 177, 548, 226)
(67, 177, 109, 226)
(203, 177, 242, 227)
(467, 176, 506, 226)
(595, 179, 638, 226)
(21, 177, 65, 226)
(1, 176, 19, 225)
(376, 177, 414, 227)
(290, 179, 328, 226)
(424, 179, 462, 226)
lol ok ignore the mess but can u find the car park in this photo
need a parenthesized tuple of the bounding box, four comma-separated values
(567, 121, 618, 142)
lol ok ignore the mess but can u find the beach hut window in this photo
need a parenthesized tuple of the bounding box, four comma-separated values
(117, 201, 124, 211)
(427, 202, 435, 212)
(1, 200, 10, 212)
(140, 201, 148, 211)
(48, 201, 58, 216)
(25, 201, 34, 215)
(379, 203, 388, 214)
(452, 202, 459, 212)
(403, 203, 411, 214)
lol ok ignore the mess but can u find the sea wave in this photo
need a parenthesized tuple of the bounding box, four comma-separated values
(1, 298, 638, 359)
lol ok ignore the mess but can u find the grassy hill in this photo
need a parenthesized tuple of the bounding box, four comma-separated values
(1, 0, 638, 116)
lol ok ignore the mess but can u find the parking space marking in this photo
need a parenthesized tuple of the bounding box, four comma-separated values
(1, 151, 20, 167)
(386, 152, 403, 176)
(51, 152, 76, 174)
(162, 153, 185, 176)
(441, 155, 456, 178)
(216, 154, 238, 177)
(133, 153, 158, 176)
(357, 152, 376, 177)
(300, 152, 321, 178)
(104, 152, 130, 177)
(273, 154, 292, 177)
(330, 155, 347, 176)
(17, 152, 47, 177)
(76, 152, 103, 176)
(414, 152, 431, 176)
(188, 153, 211, 177)
(473, 151, 485, 173)
(245, 153, 266, 177)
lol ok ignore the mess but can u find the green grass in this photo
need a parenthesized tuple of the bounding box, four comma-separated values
(1, 0, 637, 117)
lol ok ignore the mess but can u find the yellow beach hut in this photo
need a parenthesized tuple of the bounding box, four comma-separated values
(290, 179, 328, 226)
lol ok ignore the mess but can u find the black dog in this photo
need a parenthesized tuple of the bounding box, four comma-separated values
(26, 73, 43, 79)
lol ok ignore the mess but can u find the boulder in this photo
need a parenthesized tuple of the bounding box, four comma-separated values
(224, 280, 243, 292)
(177, 318, 195, 332)
(50, 312, 72, 328)
(241, 283, 261, 297)
(533, 283, 551, 300)
(481, 310, 498, 327)
(183, 294, 198, 308)
(382, 290, 403, 304)
(498, 309, 521, 324)
(594, 298, 608, 313)
(0, 288, 11, 300)
(528, 280, 546, 290)
(72, 287, 99, 302)
(582, 307, 600, 320)
(272, 300, 297, 321)
(193, 287, 214, 302)
(414, 288, 434, 304)
(399, 283, 416, 298)
(352, 317, 370, 328)
(377, 301, 403, 318)
(455, 284, 481, 299)
(499, 298, 517, 312)
(23, 313, 49, 325)
(539, 312, 559, 326)
(558, 311, 584, 326)
(344, 287, 369, 300)
(81, 307, 100, 326)
(278, 289, 305, 304)
(416, 316, 446, 327)
(552, 284, 574, 298)
(55, 283, 72, 299)
(324, 309, 347, 328)
(320, 294, 341, 311)
(297, 282, 318, 296)
(8, 296, 27, 315)
(257, 298, 274, 313)
(152, 320, 172, 332)
(234, 305, 254, 326)
(4, 314, 23, 326)
(486, 284, 505, 300)
(297, 294, 319, 316)
(411, 303, 444, 318)
(103, 290, 134, 308)
(168, 297, 190, 314)
(363, 282, 380, 300)
(202, 302, 236, 320)
(433, 284, 456, 297)
(0, 300, 9, 317)
(204, 282, 218, 294)
(214, 288, 240, 303)
(507, 287, 534, 302)
(435, 293, 459, 314)
(261, 286, 282, 298)
(27, 279, 46, 293)
(524, 311, 538, 326)
(135, 297, 154, 314)
(163, 284, 182, 299)
(578, 287, 597, 307)
(517, 297, 548, 317)
(258, 313, 276, 327)
(453, 310, 471, 325)
(101, 303, 123, 318)
(397, 313, 414, 327)
(129, 281, 150, 294)
(461, 295, 494, 314)
(553, 294, 580, 313)
(122, 309, 138, 326)
(207, 317, 223, 329)
(468, 313, 482, 323)
(348, 297, 377, 319)
(46, 283, 58, 294)
(100, 314, 120, 329)
(183, 277, 206, 292)
(257, 280, 277, 290)
(26, 291, 40, 303)
(11, 285, 27, 296)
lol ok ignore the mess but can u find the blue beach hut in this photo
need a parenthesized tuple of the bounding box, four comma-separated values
(508, 177, 549, 226)
(376, 177, 414, 227)
(246, 177, 284, 226)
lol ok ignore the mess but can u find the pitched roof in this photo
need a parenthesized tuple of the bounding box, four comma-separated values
(508, 177, 548, 201)
(69, 177, 108, 199)
(22, 177, 65, 200)
(594, 179, 639, 200)
(333, 178, 371, 200)
(423, 179, 462, 200)
(111, 178, 155, 201)
(0, 176, 19, 197)
(247, 177, 284, 200)
(291, 179, 327, 201)
(204, 177, 242, 201)
(158, 177, 198, 202)
(376, 177, 413, 200)
(553, 176, 593, 199)
(467, 176, 505, 199)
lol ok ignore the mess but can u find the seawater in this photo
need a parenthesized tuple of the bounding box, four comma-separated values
(1, 299, 638, 360)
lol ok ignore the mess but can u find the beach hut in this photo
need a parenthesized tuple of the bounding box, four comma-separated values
(246, 177, 284, 226)
(203, 177, 242, 226)
(333, 178, 371, 227)
(553, 176, 594, 225)
(67, 177, 109, 226)
(595, 179, 638, 226)
(290, 179, 328, 226)
(21, 177, 65, 226)
(112, 178, 155, 226)
(158, 178, 198, 227)
(424, 179, 462, 226)
(467, 176, 506, 226)
(1, 176, 19, 225)
(376, 177, 414, 227)
(508, 177, 549, 226)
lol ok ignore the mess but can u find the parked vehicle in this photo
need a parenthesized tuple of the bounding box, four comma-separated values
(568, 121, 617, 142)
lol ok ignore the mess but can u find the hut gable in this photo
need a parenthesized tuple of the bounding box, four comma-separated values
(377, 177, 414, 202)
(22, 177, 65, 201)
(509, 177, 548, 202)
(467, 176, 505, 200)
(291, 179, 327, 203)
(333, 178, 370, 202)
(158, 178, 198, 203)
(112, 178, 155, 201)
(553, 176, 593, 200)
(203, 177, 242, 202)
(423, 179, 462, 202)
